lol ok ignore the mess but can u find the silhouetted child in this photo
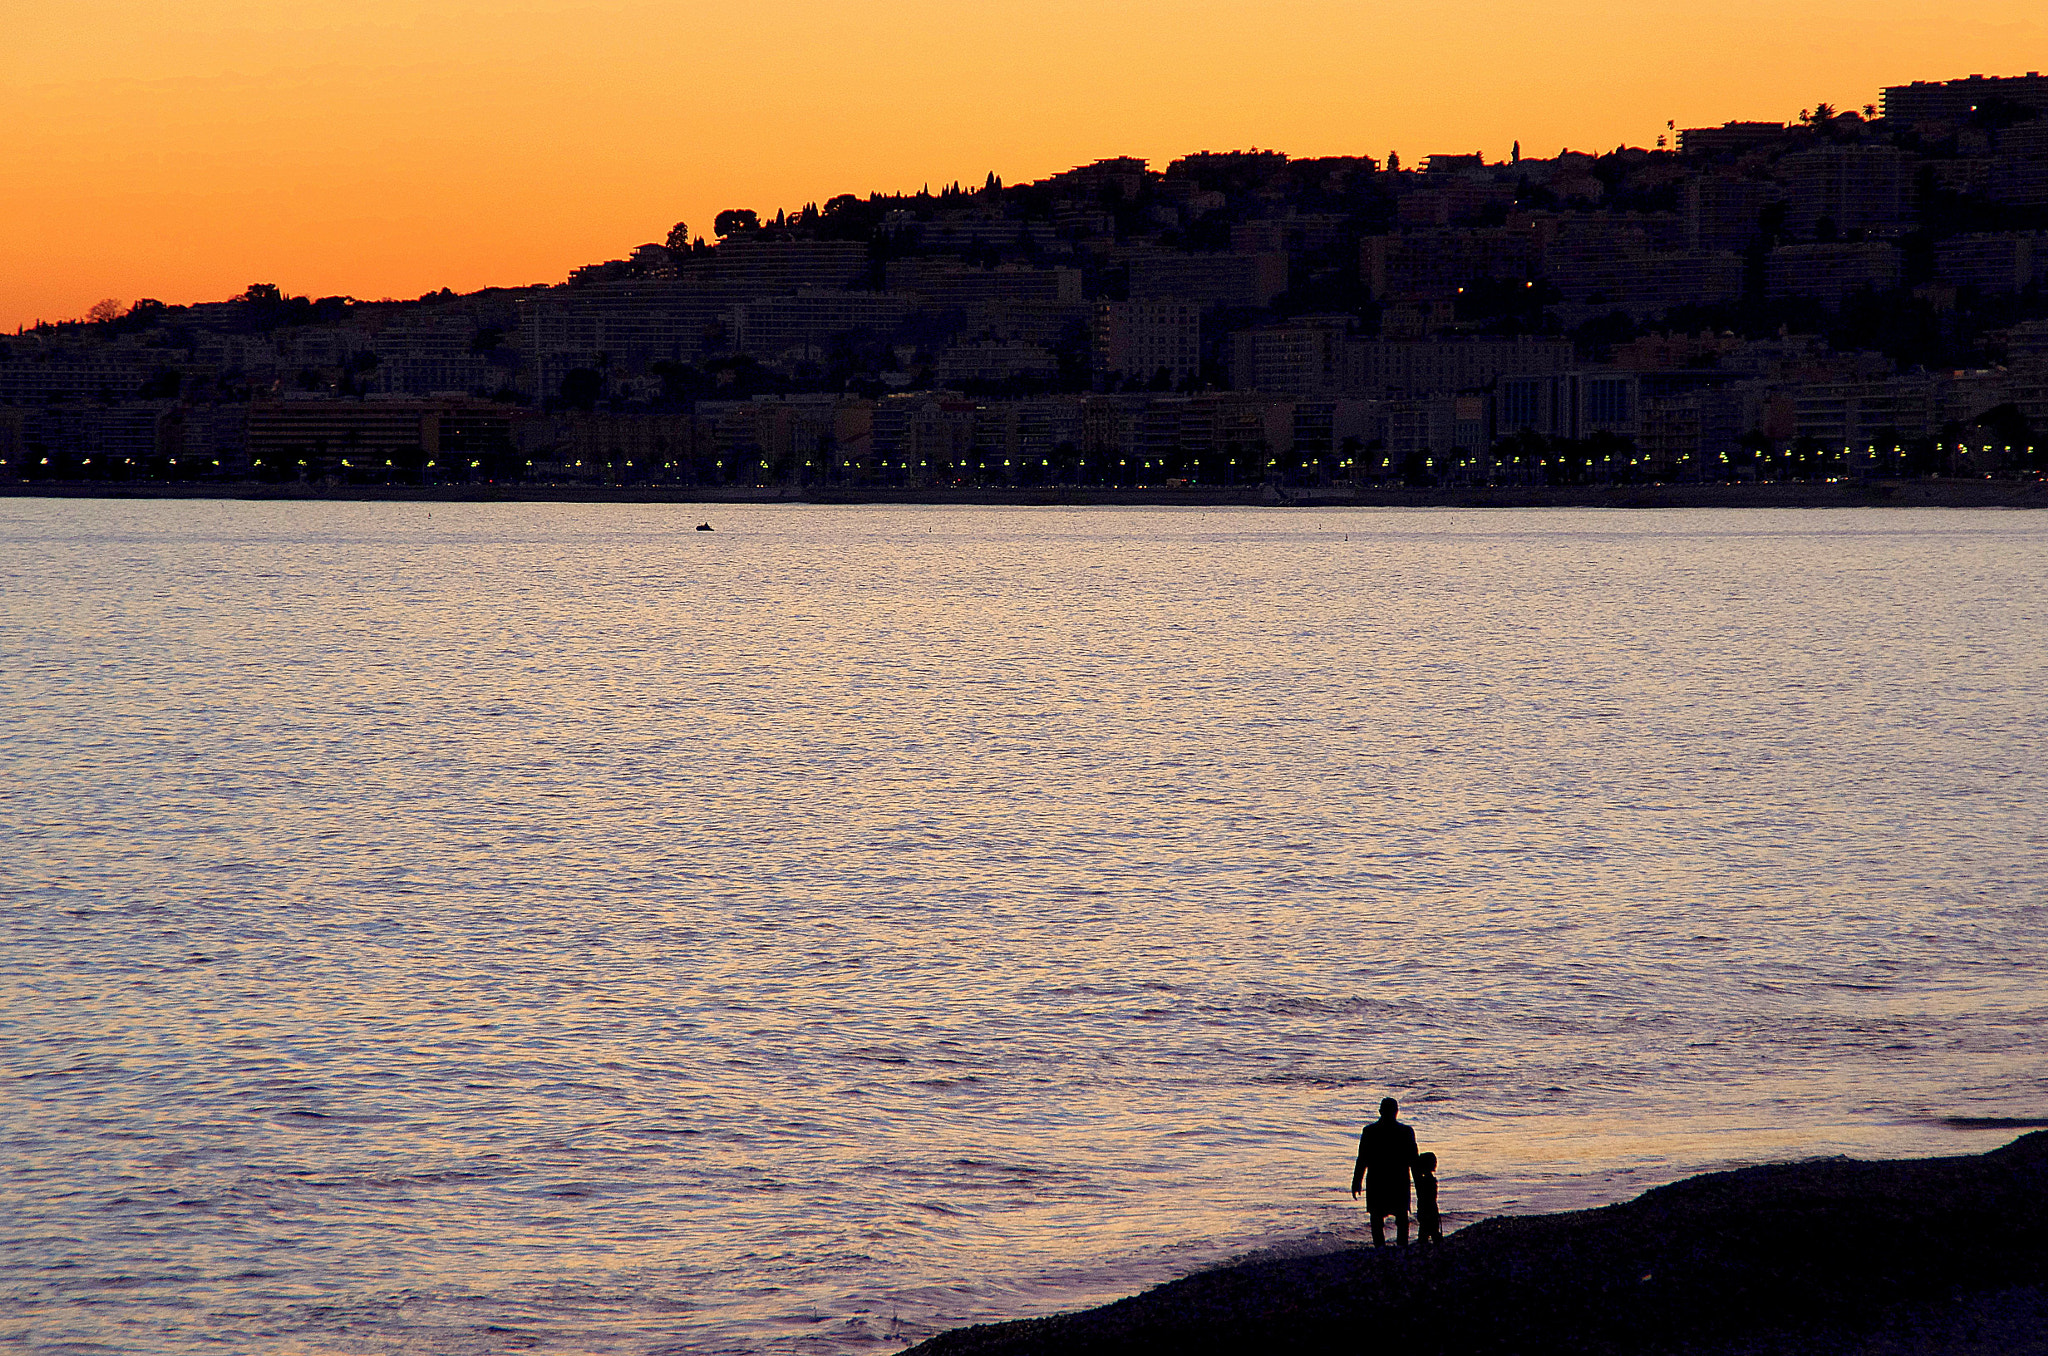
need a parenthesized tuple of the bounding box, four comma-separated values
(1414, 1151, 1443, 1244)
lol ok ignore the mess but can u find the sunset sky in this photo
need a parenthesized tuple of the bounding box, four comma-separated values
(4, 0, 2043, 332)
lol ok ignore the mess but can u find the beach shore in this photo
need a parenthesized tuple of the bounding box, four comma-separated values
(905, 1129, 2048, 1356)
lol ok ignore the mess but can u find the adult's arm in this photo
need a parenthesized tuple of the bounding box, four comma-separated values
(1351, 1127, 1368, 1198)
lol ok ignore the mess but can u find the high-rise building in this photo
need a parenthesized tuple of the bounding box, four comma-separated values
(1881, 74, 2048, 126)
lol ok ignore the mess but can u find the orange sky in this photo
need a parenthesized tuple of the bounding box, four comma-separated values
(3, 0, 2043, 332)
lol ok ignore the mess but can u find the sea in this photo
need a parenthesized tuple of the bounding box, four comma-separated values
(3, 499, 2044, 1355)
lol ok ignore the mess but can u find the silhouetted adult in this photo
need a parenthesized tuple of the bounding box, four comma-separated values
(1351, 1097, 1419, 1247)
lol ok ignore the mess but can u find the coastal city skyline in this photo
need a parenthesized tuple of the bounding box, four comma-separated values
(6, 67, 2046, 495)
(5, 0, 2046, 330)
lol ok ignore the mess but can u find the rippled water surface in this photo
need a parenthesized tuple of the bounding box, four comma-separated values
(3, 501, 2045, 1354)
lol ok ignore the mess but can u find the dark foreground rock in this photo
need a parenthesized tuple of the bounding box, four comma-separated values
(906, 1131, 2048, 1356)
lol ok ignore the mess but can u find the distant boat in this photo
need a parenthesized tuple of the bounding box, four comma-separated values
(696, 522, 713, 531)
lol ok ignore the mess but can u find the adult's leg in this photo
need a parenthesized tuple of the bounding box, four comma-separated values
(1396, 1208, 1409, 1246)
(1371, 1211, 1387, 1247)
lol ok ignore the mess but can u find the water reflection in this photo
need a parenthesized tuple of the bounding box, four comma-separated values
(1, 502, 2044, 1353)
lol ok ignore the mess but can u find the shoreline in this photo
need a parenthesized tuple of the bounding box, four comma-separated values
(3, 478, 2046, 510)
(905, 1130, 2048, 1355)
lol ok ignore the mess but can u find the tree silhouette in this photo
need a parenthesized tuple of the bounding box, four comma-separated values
(714, 209, 759, 236)
(1976, 402, 2030, 459)
(559, 368, 603, 411)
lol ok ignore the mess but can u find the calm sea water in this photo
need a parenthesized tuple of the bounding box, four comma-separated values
(3, 500, 2044, 1355)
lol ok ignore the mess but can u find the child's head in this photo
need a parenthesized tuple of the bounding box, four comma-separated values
(1417, 1152, 1437, 1173)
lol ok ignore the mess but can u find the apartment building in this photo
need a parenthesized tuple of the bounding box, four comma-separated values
(1635, 384, 1767, 477)
(1126, 252, 1288, 309)
(1785, 374, 1943, 448)
(727, 290, 913, 361)
(515, 410, 703, 480)
(0, 353, 164, 402)
(1228, 320, 1352, 393)
(1344, 336, 1573, 399)
(1380, 394, 1490, 462)
(1495, 370, 1644, 441)
(1396, 182, 1516, 227)
(696, 395, 844, 477)
(1127, 394, 1291, 468)
(1764, 243, 1905, 309)
(1231, 214, 1350, 254)
(1934, 233, 2048, 292)
(898, 215, 1058, 252)
(1778, 145, 1914, 237)
(1989, 122, 2048, 208)
(1882, 74, 2048, 126)
(1684, 174, 1785, 251)
(1548, 252, 1746, 319)
(368, 318, 498, 395)
(1094, 301, 1201, 387)
(678, 238, 870, 293)
(1290, 399, 1384, 469)
(934, 341, 1060, 384)
(1037, 157, 1149, 200)
(1678, 122, 1790, 157)
(885, 262, 1084, 308)
(15, 401, 183, 470)
(969, 397, 1086, 466)
(1362, 229, 1536, 301)
(869, 393, 980, 474)
(246, 399, 514, 471)
(520, 281, 743, 396)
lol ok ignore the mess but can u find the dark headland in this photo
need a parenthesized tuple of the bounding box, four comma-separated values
(906, 1129, 2048, 1356)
